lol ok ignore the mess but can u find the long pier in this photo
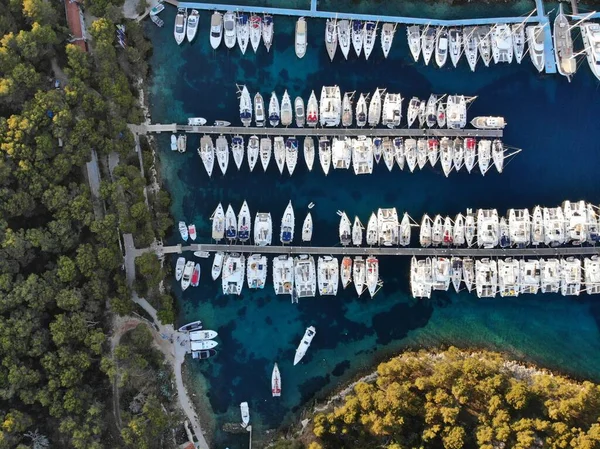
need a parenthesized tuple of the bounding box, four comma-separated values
(130, 124, 504, 138)
(161, 243, 600, 257)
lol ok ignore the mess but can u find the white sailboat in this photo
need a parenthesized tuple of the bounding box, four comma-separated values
(352, 216, 363, 246)
(366, 256, 380, 298)
(294, 326, 316, 365)
(302, 212, 313, 242)
(553, 4, 576, 81)
(174, 8, 187, 45)
(225, 204, 237, 241)
(249, 14, 262, 53)
(464, 137, 476, 173)
(477, 26, 492, 67)
(211, 252, 224, 280)
(407, 25, 421, 62)
(247, 135, 259, 172)
(341, 91, 354, 127)
(198, 135, 214, 177)
(512, 23, 525, 64)
(366, 212, 378, 246)
(238, 85, 252, 127)
(295, 96, 305, 127)
(407, 97, 420, 127)
(269, 92, 280, 127)
(368, 88, 383, 127)
(421, 26, 436, 65)
(236, 12, 250, 54)
(318, 256, 339, 296)
(453, 137, 464, 172)
(285, 137, 298, 176)
(210, 12, 223, 50)
(186, 9, 199, 43)
(211, 203, 225, 241)
(231, 135, 245, 170)
(355, 93, 367, 127)
(363, 21, 377, 60)
(304, 137, 315, 171)
(281, 90, 293, 127)
(417, 138, 427, 170)
(463, 26, 478, 72)
(337, 19, 351, 59)
(399, 212, 411, 246)
(339, 211, 352, 246)
(262, 14, 273, 52)
(259, 137, 271, 171)
(352, 20, 364, 57)
(492, 139, 504, 173)
(448, 27, 462, 67)
(435, 27, 449, 67)
(295, 17, 307, 58)
(405, 138, 417, 173)
(306, 90, 319, 127)
(254, 212, 272, 246)
(215, 135, 229, 175)
(280, 201, 295, 244)
(380, 23, 395, 58)
(428, 138, 439, 167)
(325, 18, 338, 61)
(477, 139, 492, 175)
(382, 138, 395, 171)
(340, 256, 352, 289)
(237, 201, 251, 242)
(223, 11, 236, 49)
(274, 136, 285, 174)
(420, 214, 432, 247)
(353, 256, 366, 295)
(318, 137, 331, 175)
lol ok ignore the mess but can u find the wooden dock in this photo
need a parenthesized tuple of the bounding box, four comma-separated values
(160, 243, 600, 257)
(130, 124, 504, 138)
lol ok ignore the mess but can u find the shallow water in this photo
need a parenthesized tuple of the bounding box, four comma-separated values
(146, 7, 600, 448)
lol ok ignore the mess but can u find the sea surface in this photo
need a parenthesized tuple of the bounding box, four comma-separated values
(145, 6, 600, 448)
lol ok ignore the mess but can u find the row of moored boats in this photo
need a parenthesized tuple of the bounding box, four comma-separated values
(197, 133, 510, 177)
(324, 19, 397, 61)
(411, 255, 600, 298)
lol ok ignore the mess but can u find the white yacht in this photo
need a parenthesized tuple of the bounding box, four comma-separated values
(373, 137, 383, 164)
(177, 134, 187, 153)
(236, 13, 250, 54)
(294, 326, 316, 365)
(477, 208, 499, 248)
(302, 212, 313, 242)
(475, 258, 497, 298)
(363, 21, 377, 60)
(339, 211, 352, 246)
(306, 90, 319, 127)
(222, 253, 245, 295)
(211, 203, 225, 241)
(471, 116, 506, 130)
(237, 200, 251, 242)
(318, 256, 339, 296)
(295, 17, 307, 58)
(294, 255, 316, 298)
(508, 208, 530, 248)
(463, 257, 475, 292)
(512, 24, 525, 64)
(477, 26, 492, 67)
(238, 85, 252, 127)
(366, 256, 380, 297)
(432, 256, 451, 291)
(564, 200, 588, 244)
(435, 28, 449, 67)
(446, 95, 467, 129)
(366, 212, 378, 246)
(254, 212, 272, 246)
(421, 26, 436, 65)
(406, 97, 420, 128)
(175, 257, 185, 281)
(561, 257, 582, 296)
(352, 216, 363, 246)
(319, 86, 342, 127)
(352, 20, 364, 57)
(281, 90, 293, 127)
(440, 137, 453, 177)
(431, 215, 444, 247)
(491, 24, 513, 64)
(452, 137, 464, 172)
(411, 257, 432, 298)
(174, 8, 187, 45)
(355, 93, 368, 127)
(318, 137, 331, 175)
(405, 138, 417, 173)
(215, 135, 229, 175)
(382, 138, 395, 171)
(249, 14, 261, 53)
(543, 206, 565, 246)
(428, 138, 439, 167)
(540, 258, 561, 293)
(581, 22, 600, 80)
(198, 135, 214, 177)
(231, 135, 245, 170)
(247, 254, 267, 289)
(425, 94, 437, 128)
(304, 137, 315, 171)
(448, 27, 462, 67)
(477, 139, 491, 175)
(526, 25, 545, 72)
(210, 12, 223, 49)
(225, 204, 237, 241)
(271, 364, 281, 397)
(186, 9, 199, 43)
(381, 92, 402, 128)
(407, 25, 421, 62)
(342, 92, 354, 127)
(584, 256, 600, 294)
(285, 137, 298, 176)
(464, 138, 476, 173)
(463, 26, 478, 71)
(254, 92, 265, 127)
(352, 136, 373, 175)
(259, 137, 271, 171)
(341, 256, 352, 289)
(398, 213, 411, 246)
(520, 259, 540, 294)
(262, 14, 273, 52)
(419, 214, 432, 247)
(368, 88, 383, 127)
(353, 256, 366, 295)
(331, 137, 351, 169)
(337, 19, 351, 59)
(497, 258, 520, 297)
(269, 92, 280, 127)
(380, 23, 395, 58)
(240, 402, 250, 428)
(587, 203, 600, 243)
(223, 11, 236, 49)
(273, 255, 294, 296)
(378, 208, 399, 246)
(247, 135, 259, 172)
(499, 217, 510, 248)
(274, 136, 285, 174)
(280, 201, 295, 244)
(554, 4, 576, 81)
(465, 209, 476, 247)
(211, 252, 224, 280)
(325, 18, 338, 61)
(295, 96, 305, 127)
(170, 134, 177, 151)
(453, 213, 465, 246)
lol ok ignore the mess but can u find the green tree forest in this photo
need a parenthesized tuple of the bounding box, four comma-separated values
(0, 0, 174, 446)
(310, 347, 600, 449)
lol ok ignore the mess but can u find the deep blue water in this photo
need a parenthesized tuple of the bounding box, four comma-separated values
(146, 8, 600, 448)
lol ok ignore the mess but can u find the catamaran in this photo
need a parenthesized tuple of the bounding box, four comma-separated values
(381, 23, 396, 58)
(584, 256, 600, 294)
(222, 253, 245, 295)
(247, 135, 259, 172)
(512, 24, 525, 64)
(421, 26, 436, 65)
(304, 137, 315, 171)
(368, 88, 383, 127)
(215, 135, 229, 175)
(561, 257, 581, 296)
(520, 259, 540, 294)
(366, 212, 378, 246)
(553, 4, 576, 81)
(249, 14, 262, 53)
(491, 24, 513, 64)
(378, 208, 399, 246)
(271, 363, 281, 397)
(281, 90, 293, 127)
(186, 9, 199, 43)
(581, 22, 600, 80)
(477, 208, 499, 248)
(295, 96, 305, 127)
(352, 20, 364, 57)
(285, 137, 298, 176)
(295, 17, 307, 58)
(262, 14, 273, 51)
(342, 92, 354, 127)
(280, 201, 295, 244)
(247, 254, 267, 289)
(306, 90, 319, 127)
(174, 8, 187, 45)
(273, 255, 294, 296)
(211, 203, 225, 241)
(210, 12, 223, 49)
(381, 93, 402, 128)
(363, 21, 377, 60)
(497, 258, 519, 297)
(295, 255, 316, 298)
(337, 19, 351, 59)
(269, 92, 280, 127)
(448, 27, 462, 67)
(302, 212, 313, 242)
(435, 27, 449, 67)
(231, 135, 244, 170)
(318, 256, 339, 296)
(274, 136, 285, 174)
(366, 256, 380, 298)
(259, 137, 271, 171)
(508, 208, 530, 248)
(254, 212, 272, 246)
(540, 258, 561, 293)
(475, 258, 497, 298)
(175, 257, 185, 281)
(236, 13, 250, 54)
(198, 135, 214, 177)
(294, 326, 316, 365)
(223, 11, 236, 49)
(237, 201, 251, 242)
(352, 136, 373, 175)
(407, 25, 421, 62)
(353, 256, 366, 295)
(325, 18, 338, 61)
(463, 26, 478, 71)
(341, 256, 352, 289)
(331, 137, 351, 169)
(320, 86, 341, 127)
(355, 93, 367, 127)
(410, 257, 432, 298)
(318, 137, 331, 175)
(526, 25, 545, 72)
(211, 252, 224, 280)
(225, 204, 237, 241)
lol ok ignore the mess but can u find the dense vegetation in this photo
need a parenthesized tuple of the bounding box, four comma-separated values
(310, 347, 600, 449)
(0, 0, 176, 447)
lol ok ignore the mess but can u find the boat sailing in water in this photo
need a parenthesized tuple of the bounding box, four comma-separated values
(294, 326, 316, 365)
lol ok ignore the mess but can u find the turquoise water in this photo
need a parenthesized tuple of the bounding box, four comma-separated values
(146, 7, 600, 448)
